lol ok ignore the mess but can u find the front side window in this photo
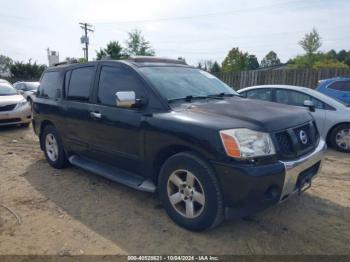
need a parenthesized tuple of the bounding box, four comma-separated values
(67, 67, 94, 101)
(98, 66, 146, 106)
(276, 89, 325, 109)
(328, 80, 350, 92)
(246, 89, 272, 101)
(24, 82, 39, 91)
(39, 71, 60, 99)
(139, 67, 237, 100)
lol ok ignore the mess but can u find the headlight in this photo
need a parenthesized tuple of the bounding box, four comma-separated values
(15, 99, 29, 109)
(219, 128, 275, 158)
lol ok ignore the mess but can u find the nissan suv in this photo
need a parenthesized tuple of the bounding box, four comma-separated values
(32, 57, 326, 231)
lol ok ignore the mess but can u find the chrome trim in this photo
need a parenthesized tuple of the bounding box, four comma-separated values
(279, 139, 327, 201)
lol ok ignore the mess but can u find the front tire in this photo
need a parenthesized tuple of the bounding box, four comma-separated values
(42, 125, 69, 168)
(329, 124, 350, 152)
(158, 152, 224, 231)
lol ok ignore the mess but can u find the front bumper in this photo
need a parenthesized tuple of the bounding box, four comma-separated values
(212, 139, 327, 219)
(0, 104, 32, 126)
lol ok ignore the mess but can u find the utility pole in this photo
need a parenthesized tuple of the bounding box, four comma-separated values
(79, 22, 94, 61)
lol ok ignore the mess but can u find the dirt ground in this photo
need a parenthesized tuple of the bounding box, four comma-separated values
(0, 125, 349, 255)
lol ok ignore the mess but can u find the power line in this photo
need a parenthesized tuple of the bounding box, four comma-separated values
(79, 22, 94, 61)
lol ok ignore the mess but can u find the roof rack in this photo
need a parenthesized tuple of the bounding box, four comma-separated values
(127, 56, 187, 65)
(53, 59, 79, 67)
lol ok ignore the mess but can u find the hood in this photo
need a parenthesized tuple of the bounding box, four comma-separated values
(0, 95, 24, 106)
(171, 97, 313, 132)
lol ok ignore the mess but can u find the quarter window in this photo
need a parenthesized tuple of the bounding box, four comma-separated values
(328, 81, 350, 92)
(97, 66, 145, 106)
(67, 67, 94, 101)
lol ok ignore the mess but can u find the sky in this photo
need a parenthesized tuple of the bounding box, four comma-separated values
(0, 0, 350, 66)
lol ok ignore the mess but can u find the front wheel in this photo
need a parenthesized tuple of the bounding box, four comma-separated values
(158, 152, 224, 231)
(42, 125, 69, 168)
(329, 124, 350, 153)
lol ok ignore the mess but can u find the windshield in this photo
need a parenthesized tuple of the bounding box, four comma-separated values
(139, 67, 238, 100)
(25, 82, 40, 91)
(0, 84, 17, 96)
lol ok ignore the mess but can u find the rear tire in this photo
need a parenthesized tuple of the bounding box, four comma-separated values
(329, 124, 350, 153)
(158, 152, 224, 231)
(42, 125, 69, 168)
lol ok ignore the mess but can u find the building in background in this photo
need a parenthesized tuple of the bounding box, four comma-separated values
(46, 48, 59, 66)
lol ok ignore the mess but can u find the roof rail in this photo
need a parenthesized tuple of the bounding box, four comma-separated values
(127, 56, 187, 65)
(53, 59, 79, 67)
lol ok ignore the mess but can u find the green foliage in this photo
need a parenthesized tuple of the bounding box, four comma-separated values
(247, 55, 259, 70)
(125, 29, 155, 56)
(210, 61, 221, 73)
(299, 28, 322, 54)
(261, 51, 281, 68)
(10, 60, 46, 79)
(313, 59, 349, 69)
(96, 41, 125, 60)
(221, 48, 249, 72)
(0, 54, 13, 76)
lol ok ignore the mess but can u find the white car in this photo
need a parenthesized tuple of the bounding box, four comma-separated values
(13, 81, 39, 105)
(238, 85, 350, 152)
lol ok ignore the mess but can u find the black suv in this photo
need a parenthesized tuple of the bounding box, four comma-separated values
(33, 57, 326, 231)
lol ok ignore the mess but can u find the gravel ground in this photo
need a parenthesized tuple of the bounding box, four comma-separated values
(0, 125, 349, 255)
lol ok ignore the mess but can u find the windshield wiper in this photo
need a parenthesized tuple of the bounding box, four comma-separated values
(168, 95, 208, 103)
(207, 92, 236, 98)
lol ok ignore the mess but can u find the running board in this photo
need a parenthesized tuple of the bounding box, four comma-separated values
(68, 155, 156, 193)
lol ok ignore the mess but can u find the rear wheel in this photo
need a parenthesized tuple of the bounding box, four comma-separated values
(42, 125, 69, 168)
(158, 152, 224, 231)
(329, 124, 350, 153)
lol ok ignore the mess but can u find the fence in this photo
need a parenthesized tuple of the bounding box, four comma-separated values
(216, 68, 350, 90)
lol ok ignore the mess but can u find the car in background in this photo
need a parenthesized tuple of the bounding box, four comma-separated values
(13, 81, 40, 105)
(238, 85, 350, 152)
(0, 82, 32, 127)
(316, 77, 350, 106)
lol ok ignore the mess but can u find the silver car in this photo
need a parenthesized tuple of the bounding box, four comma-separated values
(13, 81, 39, 105)
(0, 82, 32, 127)
(238, 85, 350, 152)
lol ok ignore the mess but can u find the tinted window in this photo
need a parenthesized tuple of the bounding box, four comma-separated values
(23, 82, 39, 91)
(246, 89, 272, 101)
(39, 71, 60, 99)
(98, 66, 145, 106)
(328, 81, 350, 92)
(275, 89, 325, 109)
(67, 67, 94, 100)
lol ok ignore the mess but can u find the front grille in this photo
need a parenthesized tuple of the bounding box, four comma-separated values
(274, 121, 319, 160)
(0, 104, 16, 112)
(0, 118, 21, 124)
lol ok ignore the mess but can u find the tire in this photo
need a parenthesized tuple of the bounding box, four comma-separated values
(42, 125, 69, 168)
(158, 152, 224, 231)
(329, 124, 350, 153)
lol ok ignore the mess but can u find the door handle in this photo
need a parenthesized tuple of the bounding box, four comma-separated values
(90, 112, 102, 119)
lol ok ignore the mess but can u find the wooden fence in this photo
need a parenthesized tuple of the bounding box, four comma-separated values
(216, 68, 350, 90)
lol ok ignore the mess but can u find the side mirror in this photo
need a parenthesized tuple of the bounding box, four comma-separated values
(304, 100, 315, 112)
(116, 91, 136, 108)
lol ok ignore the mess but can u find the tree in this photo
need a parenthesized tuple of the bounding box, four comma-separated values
(313, 59, 349, 69)
(221, 48, 249, 72)
(261, 51, 281, 68)
(10, 60, 46, 79)
(210, 61, 221, 74)
(299, 28, 322, 54)
(96, 41, 125, 60)
(124, 29, 155, 56)
(247, 55, 259, 70)
(0, 55, 13, 77)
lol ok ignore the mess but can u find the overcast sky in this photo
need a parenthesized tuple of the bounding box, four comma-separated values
(1, 0, 349, 66)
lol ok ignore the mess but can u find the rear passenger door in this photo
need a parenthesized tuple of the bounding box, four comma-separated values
(62, 65, 97, 156)
(88, 64, 148, 174)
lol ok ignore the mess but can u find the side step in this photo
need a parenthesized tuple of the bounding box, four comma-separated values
(68, 155, 156, 193)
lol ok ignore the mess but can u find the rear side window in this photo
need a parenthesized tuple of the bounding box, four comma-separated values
(67, 67, 94, 101)
(246, 89, 272, 101)
(97, 66, 145, 106)
(328, 81, 350, 92)
(39, 71, 61, 99)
